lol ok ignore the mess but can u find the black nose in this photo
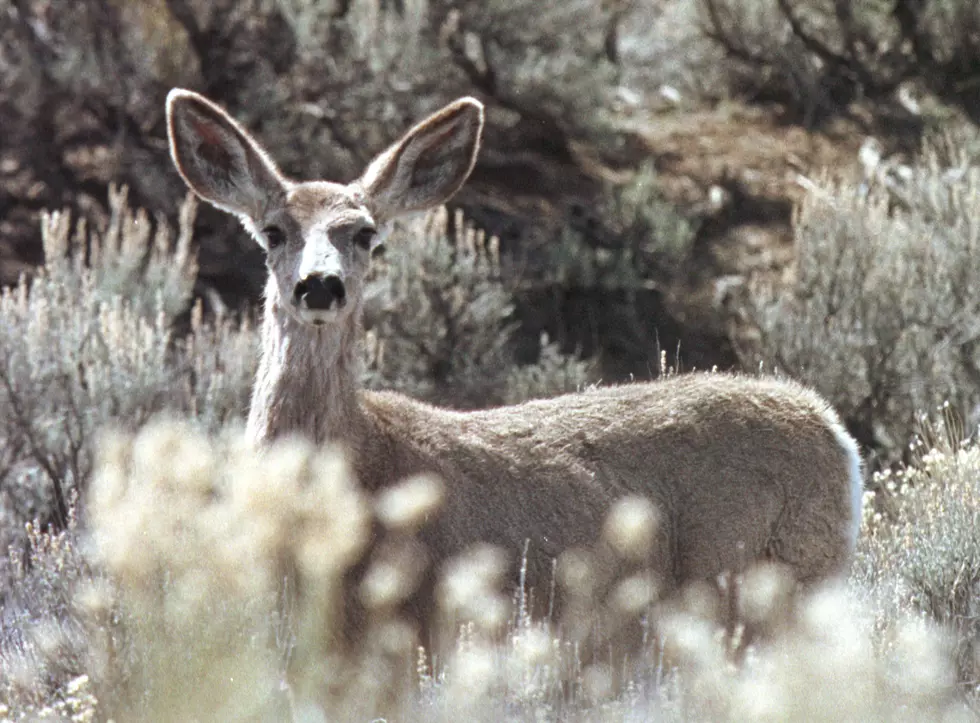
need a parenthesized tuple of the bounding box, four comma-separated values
(294, 275, 346, 311)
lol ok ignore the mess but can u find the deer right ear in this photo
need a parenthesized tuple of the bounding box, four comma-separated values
(358, 97, 484, 221)
(166, 89, 285, 219)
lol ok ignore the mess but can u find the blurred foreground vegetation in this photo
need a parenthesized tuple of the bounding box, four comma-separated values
(2, 414, 980, 720)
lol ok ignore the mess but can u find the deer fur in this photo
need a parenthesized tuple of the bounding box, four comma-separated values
(166, 89, 864, 632)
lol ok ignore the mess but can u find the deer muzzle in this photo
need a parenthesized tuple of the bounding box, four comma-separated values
(294, 274, 347, 312)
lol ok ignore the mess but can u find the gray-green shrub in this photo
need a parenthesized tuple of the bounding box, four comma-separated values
(0, 186, 254, 552)
(742, 135, 980, 461)
(364, 207, 591, 409)
(855, 411, 980, 691)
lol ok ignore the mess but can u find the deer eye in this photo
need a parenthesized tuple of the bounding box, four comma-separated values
(353, 226, 376, 251)
(263, 225, 286, 249)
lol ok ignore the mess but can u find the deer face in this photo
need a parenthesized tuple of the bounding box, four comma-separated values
(166, 89, 484, 328)
(259, 182, 380, 326)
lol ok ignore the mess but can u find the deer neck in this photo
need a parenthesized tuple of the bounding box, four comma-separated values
(247, 286, 366, 446)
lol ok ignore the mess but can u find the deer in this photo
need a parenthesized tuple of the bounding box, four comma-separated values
(165, 88, 863, 647)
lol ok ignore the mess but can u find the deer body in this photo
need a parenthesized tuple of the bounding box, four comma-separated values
(261, 353, 860, 597)
(167, 89, 863, 625)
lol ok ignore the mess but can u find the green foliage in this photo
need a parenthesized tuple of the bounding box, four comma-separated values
(551, 165, 694, 292)
(605, 163, 696, 270)
(503, 333, 594, 406)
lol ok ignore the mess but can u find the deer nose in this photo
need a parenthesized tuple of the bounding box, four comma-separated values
(294, 274, 346, 310)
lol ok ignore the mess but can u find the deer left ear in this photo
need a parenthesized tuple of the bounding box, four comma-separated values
(167, 88, 286, 220)
(358, 98, 484, 221)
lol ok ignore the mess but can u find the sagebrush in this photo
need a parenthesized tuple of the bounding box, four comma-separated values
(742, 133, 980, 462)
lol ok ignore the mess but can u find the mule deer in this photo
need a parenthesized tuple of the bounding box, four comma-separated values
(166, 89, 863, 634)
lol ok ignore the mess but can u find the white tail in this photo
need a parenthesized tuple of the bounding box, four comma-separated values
(167, 89, 863, 633)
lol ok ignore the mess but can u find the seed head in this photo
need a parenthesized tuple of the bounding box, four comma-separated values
(375, 474, 445, 532)
(602, 496, 661, 561)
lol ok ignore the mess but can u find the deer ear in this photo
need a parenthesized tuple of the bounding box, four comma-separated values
(166, 89, 285, 219)
(359, 97, 484, 221)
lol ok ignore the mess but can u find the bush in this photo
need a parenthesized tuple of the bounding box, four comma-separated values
(699, 0, 980, 126)
(741, 134, 980, 462)
(363, 207, 592, 409)
(534, 164, 700, 378)
(0, 510, 97, 718)
(855, 411, 980, 693)
(0, 186, 254, 570)
(85, 422, 375, 720)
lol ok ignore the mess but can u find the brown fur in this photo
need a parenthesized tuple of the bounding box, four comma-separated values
(166, 89, 863, 637)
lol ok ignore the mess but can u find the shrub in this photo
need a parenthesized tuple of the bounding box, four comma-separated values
(601, 162, 696, 274)
(699, 0, 980, 126)
(0, 509, 97, 718)
(0, 186, 254, 555)
(855, 411, 980, 693)
(363, 207, 592, 409)
(538, 164, 699, 377)
(0, 185, 257, 716)
(551, 163, 694, 292)
(84, 421, 377, 720)
(741, 134, 980, 462)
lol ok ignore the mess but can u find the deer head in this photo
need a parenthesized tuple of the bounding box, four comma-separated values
(166, 90, 484, 328)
